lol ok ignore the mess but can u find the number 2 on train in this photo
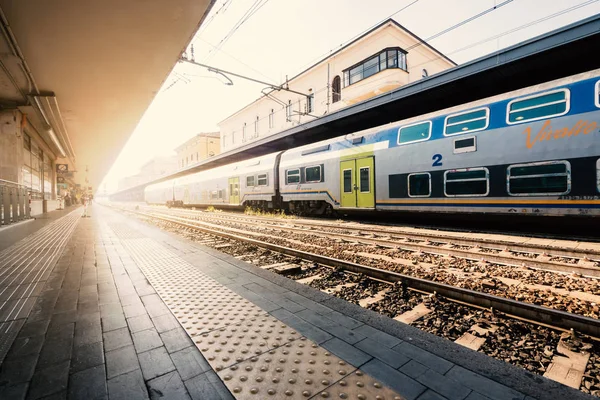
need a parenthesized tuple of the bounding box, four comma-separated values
(432, 154, 443, 167)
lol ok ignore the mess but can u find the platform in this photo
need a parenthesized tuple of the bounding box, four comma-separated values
(0, 205, 592, 400)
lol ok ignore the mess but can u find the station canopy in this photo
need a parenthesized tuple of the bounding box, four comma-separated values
(0, 0, 214, 190)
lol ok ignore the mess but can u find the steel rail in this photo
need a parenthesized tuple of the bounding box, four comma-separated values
(145, 209, 600, 278)
(143, 205, 600, 261)
(124, 207, 600, 338)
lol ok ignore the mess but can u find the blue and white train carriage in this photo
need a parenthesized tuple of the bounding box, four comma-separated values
(146, 69, 600, 217)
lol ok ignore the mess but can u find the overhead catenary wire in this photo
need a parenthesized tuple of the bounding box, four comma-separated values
(205, 0, 270, 62)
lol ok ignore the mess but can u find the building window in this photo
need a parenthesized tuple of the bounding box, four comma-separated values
(286, 169, 300, 184)
(507, 161, 570, 196)
(257, 173, 268, 186)
(343, 48, 407, 87)
(269, 109, 274, 129)
(22, 133, 32, 190)
(305, 165, 322, 183)
(444, 108, 489, 136)
(397, 121, 432, 145)
(306, 94, 314, 113)
(286, 100, 292, 121)
(408, 173, 431, 197)
(242, 123, 247, 142)
(332, 76, 341, 103)
(254, 116, 259, 137)
(507, 89, 569, 124)
(444, 168, 489, 197)
(246, 176, 255, 187)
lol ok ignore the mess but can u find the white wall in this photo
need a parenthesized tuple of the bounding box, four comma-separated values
(218, 22, 454, 152)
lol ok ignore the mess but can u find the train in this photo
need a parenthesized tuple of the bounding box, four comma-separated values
(145, 69, 600, 217)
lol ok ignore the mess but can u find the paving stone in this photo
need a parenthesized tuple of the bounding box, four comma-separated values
(144, 302, 171, 319)
(147, 371, 190, 400)
(0, 381, 28, 400)
(127, 314, 153, 333)
(160, 328, 193, 354)
(104, 327, 134, 351)
(323, 309, 363, 329)
(46, 322, 75, 341)
(296, 309, 365, 344)
(36, 337, 73, 369)
(417, 390, 451, 400)
(68, 365, 107, 400)
(74, 323, 102, 348)
(400, 360, 430, 380)
(361, 358, 427, 400)
(48, 311, 78, 328)
(269, 308, 295, 321)
(77, 301, 99, 315)
(321, 337, 372, 367)
(71, 341, 105, 373)
(355, 337, 411, 369)
(0, 354, 38, 386)
(465, 392, 493, 400)
(27, 360, 69, 399)
(416, 369, 472, 400)
(393, 342, 455, 375)
(100, 303, 123, 318)
(274, 314, 332, 344)
(445, 366, 525, 400)
(6, 335, 45, 359)
(170, 346, 211, 380)
(282, 292, 333, 314)
(102, 313, 127, 332)
(107, 369, 148, 400)
(353, 324, 403, 348)
(106, 345, 139, 379)
(123, 304, 147, 319)
(138, 346, 175, 381)
(132, 328, 163, 354)
(184, 371, 235, 400)
(152, 313, 180, 334)
(17, 319, 50, 338)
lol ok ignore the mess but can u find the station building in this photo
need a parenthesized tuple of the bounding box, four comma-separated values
(174, 131, 221, 169)
(218, 19, 455, 153)
(117, 155, 178, 191)
(0, 109, 65, 216)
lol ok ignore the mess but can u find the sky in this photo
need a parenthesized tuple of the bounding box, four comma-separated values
(100, 0, 600, 193)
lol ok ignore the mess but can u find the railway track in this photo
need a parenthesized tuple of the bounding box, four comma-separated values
(111, 205, 600, 396)
(139, 205, 600, 275)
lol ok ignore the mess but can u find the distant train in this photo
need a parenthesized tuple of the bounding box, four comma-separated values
(145, 69, 600, 217)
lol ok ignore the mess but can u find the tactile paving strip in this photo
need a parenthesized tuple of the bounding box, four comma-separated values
(109, 221, 405, 400)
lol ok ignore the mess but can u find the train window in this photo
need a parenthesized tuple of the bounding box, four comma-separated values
(246, 176, 255, 187)
(257, 173, 268, 186)
(286, 169, 300, 184)
(408, 173, 431, 197)
(507, 161, 570, 196)
(453, 137, 476, 154)
(305, 166, 322, 183)
(343, 170, 352, 193)
(507, 89, 569, 124)
(359, 167, 370, 193)
(444, 168, 489, 197)
(444, 108, 489, 136)
(398, 121, 431, 145)
(596, 81, 600, 108)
